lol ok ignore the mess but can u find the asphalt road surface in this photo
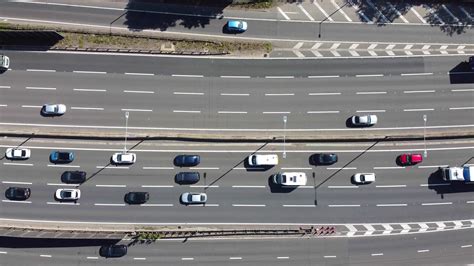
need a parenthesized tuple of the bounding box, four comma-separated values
(1, 137, 473, 224)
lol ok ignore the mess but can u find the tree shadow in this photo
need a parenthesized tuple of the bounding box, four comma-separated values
(345, 0, 473, 35)
(448, 60, 474, 84)
(123, 0, 231, 32)
(0, 236, 120, 248)
(0, 31, 63, 51)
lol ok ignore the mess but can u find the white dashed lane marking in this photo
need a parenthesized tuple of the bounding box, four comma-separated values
(73, 71, 106, 74)
(71, 107, 104, 111)
(173, 92, 204, 96)
(123, 90, 155, 94)
(124, 72, 154, 76)
(3, 162, 34, 166)
(26, 86, 56, 90)
(73, 88, 107, 92)
(376, 203, 407, 207)
(27, 69, 56, 72)
(171, 74, 203, 78)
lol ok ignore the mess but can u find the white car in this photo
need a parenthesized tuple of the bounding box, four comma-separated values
(351, 114, 378, 126)
(55, 188, 81, 201)
(248, 154, 279, 166)
(180, 192, 207, 204)
(5, 148, 31, 160)
(353, 173, 376, 184)
(0, 55, 9, 69)
(111, 152, 136, 164)
(272, 172, 307, 187)
(41, 104, 67, 116)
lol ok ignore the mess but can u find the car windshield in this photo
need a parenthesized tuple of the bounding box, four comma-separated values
(355, 117, 360, 123)
(200, 195, 205, 201)
(360, 175, 365, 182)
(252, 156, 257, 165)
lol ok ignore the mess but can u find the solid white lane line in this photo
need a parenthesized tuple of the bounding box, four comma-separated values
(26, 86, 56, 90)
(47, 183, 77, 186)
(2, 200, 32, 204)
(123, 90, 154, 94)
(449, 107, 474, 110)
(94, 203, 126, 206)
(95, 166, 129, 169)
(172, 74, 203, 78)
(232, 185, 266, 188)
(143, 167, 174, 170)
(376, 185, 406, 188)
(401, 72, 433, 76)
(461, 245, 472, 248)
(71, 107, 104, 110)
(124, 72, 154, 76)
(376, 204, 407, 207)
(421, 202, 452, 206)
(47, 164, 80, 168)
(27, 69, 56, 72)
(141, 185, 174, 188)
(277, 7, 290, 20)
(324, 255, 337, 258)
(356, 91, 387, 95)
(403, 108, 434, 112)
(277, 256, 290, 259)
(308, 92, 341, 96)
(2, 181, 33, 185)
(46, 202, 79, 205)
(173, 110, 201, 113)
(356, 109, 385, 113)
(3, 162, 33, 166)
(371, 253, 384, 256)
(73, 88, 107, 92)
(218, 111, 248, 114)
(417, 249, 429, 253)
(73, 70, 106, 74)
(281, 167, 312, 170)
(229, 257, 242, 260)
(419, 183, 450, 187)
(327, 186, 358, 189)
(192, 167, 219, 170)
(265, 93, 295, 96)
(265, 76, 294, 79)
(307, 111, 340, 114)
(173, 92, 204, 95)
(283, 205, 315, 207)
(403, 90, 435, 94)
(451, 89, 474, 92)
(141, 204, 173, 207)
(298, 4, 314, 21)
(356, 74, 383, 77)
(203, 204, 219, 207)
(133, 257, 147, 260)
(121, 108, 153, 112)
(327, 167, 357, 170)
(21, 105, 42, 108)
(232, 204, 265, 207)
(328, 204, 360, 207)
(308, 75, 340, 79)
(220, 93, 250, 96)
(373, 166, 404, 170)
(181, 257, 194, 261)
(95, 184, 127, 188)
(86, 256, 99, 259)
(262, 111, 291, 114)
(40, 254, 52, 258)
(220, 75, 250, 79)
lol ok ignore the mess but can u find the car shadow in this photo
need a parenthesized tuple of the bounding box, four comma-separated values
(449, 61, 474, 84)
(243, 159, 274, 172)
(267, 176, 297, 193)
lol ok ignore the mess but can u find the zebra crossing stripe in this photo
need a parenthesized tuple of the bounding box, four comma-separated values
(349, 44, 359, 50)
(293, 42, 305, 49)
(410, 7, 427, 24)
(345, 224, 357, 236)
(312, 43, 323, 50)
(297, 4, 314, 21)
(330, 43, 341, 50)
(293, 50, 305, 58)
(400, 224, 411, 233)
(349, 50, 360, 56)
(388, 2, 408, 23)
(330, 0, 352, 22)
(368, 44, 378, 50)
(311, 50, 323, 57)
(381, 224, 392, 235)
(313, 1, 334, 22)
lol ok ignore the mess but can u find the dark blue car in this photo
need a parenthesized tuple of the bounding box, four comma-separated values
(50, 151, 75, 163)
(174, 155, 200, 167)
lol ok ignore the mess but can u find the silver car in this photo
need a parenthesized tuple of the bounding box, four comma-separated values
(42, 104, 67, 115)
(180, 192, 207, 205)
(351, 114, 378, 126)
(5, 148, 31, 160)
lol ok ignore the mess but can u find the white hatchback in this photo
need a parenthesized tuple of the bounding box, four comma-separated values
(5, 148, 31, 160)
(111, 152, 136, 164)
(353, 173, 376, 184)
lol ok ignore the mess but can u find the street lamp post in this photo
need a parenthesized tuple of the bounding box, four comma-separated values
(423, 114, 427, 158)
(124, 112, 129, 153)
(283, 116, 287, 159)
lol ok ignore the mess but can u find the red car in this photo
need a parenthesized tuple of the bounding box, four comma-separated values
(398, 153, 423, 166)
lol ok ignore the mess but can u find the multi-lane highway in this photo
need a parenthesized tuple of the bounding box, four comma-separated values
(1, 137, 473, 224)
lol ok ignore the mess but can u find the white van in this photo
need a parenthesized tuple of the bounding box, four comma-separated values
(0, 55, 10, 69)
(248, 154, 279, 166)
(272, 172, 307, 186)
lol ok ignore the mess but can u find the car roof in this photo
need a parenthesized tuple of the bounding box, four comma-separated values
(228, 20, 241, 27)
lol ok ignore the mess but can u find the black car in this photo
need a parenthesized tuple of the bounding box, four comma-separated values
(175, 172, 200, 185)
(310, 153, 338, 165)
(99, 244, 127, 258)
(61, 171, 86, 184)
(5, 187, 31, 201)
(174, 155, 200, 167)
(124, 192, 149, 204)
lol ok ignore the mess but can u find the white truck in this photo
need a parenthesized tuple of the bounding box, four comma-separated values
(441, 165, 474, 182)
(248, 154, 278, 166)
(0, 55, 10, 69)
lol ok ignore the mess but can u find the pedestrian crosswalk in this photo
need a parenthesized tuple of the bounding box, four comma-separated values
(270, 41, 474, 58)
(276, 0, 474, 26)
